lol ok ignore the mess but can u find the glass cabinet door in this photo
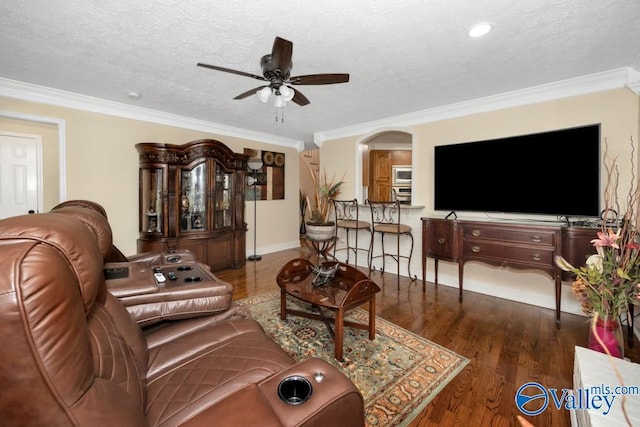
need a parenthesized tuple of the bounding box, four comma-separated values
(214, 164, 232, 229)
(179, 162, 208, 232)
(141, 168, 163, 233)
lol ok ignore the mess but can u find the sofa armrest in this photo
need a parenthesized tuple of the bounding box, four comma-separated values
(104, 262, 157, 298)
(257, 358, 365, 427)
(105, 262, 233, 327)
(178, 358, 364, 427)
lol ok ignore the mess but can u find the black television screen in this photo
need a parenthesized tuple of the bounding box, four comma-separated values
(434, 124, 600, 217)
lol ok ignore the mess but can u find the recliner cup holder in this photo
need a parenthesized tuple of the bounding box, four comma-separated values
(177, 265, 193, 271)
(277, 376, 312, 405)
(184, 276, 202, 282)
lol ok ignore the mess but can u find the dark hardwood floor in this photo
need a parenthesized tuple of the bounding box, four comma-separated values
(215, 247, 640, 427)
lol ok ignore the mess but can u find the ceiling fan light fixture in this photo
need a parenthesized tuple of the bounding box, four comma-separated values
(280, 84, 294, 102)
(274, 94, 286, 108)
(257, 86, 272, 103)
(468, 22, 493, 38)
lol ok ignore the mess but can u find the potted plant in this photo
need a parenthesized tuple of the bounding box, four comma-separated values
(303, 164, 344, 240)
(555, 138, 640, 358)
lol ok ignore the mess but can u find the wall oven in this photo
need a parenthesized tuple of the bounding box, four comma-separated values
(392, 165, 412, 186)
(392, 186, 412, 204)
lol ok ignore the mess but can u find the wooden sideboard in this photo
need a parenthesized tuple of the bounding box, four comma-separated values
(421, 218, 597, 324)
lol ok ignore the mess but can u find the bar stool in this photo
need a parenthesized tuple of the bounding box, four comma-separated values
(366, 199, 418, 287)
(332, 199, 372, 267)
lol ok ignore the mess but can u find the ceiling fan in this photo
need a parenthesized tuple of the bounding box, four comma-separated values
(197, 36, 349, 107)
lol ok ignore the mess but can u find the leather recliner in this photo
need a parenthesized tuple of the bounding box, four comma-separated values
(0, 211, 365, 426)
(48, 203, 239, 328)
(51, 199, 197, 265)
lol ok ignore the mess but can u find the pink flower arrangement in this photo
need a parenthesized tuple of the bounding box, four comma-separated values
(555, 138, 640, 319)
(556, 227, 639, 318)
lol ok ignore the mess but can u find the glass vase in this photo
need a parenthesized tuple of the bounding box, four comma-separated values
(587, 317, 624, 359)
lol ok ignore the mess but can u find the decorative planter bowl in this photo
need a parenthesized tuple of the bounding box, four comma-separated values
(305, 223, 336, 240)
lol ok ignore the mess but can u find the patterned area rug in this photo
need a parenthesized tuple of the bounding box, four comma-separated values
(236, 290, 469, 426)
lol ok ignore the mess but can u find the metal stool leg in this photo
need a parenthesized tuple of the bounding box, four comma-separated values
(397, 232, 401, 289)
(406, 233, 417, 282)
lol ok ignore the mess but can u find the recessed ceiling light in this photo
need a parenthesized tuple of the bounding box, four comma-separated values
(468, 22, 493, 38)
(127, 90, 142, 100)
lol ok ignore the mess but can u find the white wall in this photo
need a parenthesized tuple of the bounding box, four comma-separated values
(322, 88, 640, 317)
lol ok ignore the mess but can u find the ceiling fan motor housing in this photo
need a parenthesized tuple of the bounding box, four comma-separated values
(261, 54, 291, 82)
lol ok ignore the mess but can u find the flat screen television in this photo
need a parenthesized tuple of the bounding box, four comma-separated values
(434, 124, 600, 218)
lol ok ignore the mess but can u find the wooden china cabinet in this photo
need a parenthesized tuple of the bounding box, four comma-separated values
(136, 139, 248, 270)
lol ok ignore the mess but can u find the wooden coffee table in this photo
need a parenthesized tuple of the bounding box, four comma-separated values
(276, 258, 381, 360)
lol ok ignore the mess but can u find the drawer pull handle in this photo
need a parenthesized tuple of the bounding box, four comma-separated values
(437, 238, 446, 244)
(471, 245, 481, 253)
(531, 253, 542, 261)
(531, 235, 542, 243)
(472, 229, 481, 237)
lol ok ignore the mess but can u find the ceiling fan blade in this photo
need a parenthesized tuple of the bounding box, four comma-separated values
(233, 86, 268, 100)
(270, 37, 293, 76)
(197, 62, 266, 81)
(292, 89, 310, 106)
(287, 73, 350, 85)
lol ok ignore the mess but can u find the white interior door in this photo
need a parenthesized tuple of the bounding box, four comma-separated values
(0, 132, 42, 219)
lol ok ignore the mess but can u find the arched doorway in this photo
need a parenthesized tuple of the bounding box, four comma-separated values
(357, 130, 414, 204)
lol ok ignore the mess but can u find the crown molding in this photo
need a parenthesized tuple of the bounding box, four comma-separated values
(0, 77, 304, 151)
(627, 67, 640, 95)
(314, 67, 636, 144)
(2, 66, 636, 152)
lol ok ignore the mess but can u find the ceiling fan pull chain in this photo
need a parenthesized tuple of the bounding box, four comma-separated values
(274, 106, 285, 123)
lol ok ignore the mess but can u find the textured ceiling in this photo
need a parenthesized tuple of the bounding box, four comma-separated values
(1, 0, 640, 146)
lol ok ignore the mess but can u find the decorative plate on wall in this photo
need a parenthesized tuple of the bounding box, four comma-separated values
(274, 153, 285, 167)
(263, 151, 275, 165)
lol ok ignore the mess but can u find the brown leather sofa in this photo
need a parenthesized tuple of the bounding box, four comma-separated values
(0, 210, 365, 426)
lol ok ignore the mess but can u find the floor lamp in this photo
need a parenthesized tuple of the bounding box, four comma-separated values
(247, 159, 263, 261)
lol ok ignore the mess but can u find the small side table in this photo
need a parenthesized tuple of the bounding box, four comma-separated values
(302, 235, 338, 263)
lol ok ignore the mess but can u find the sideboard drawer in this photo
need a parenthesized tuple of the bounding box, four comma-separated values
(463, 225, 556, 246)
(425, 220, 457, 259)
(462, 240, 555, 267)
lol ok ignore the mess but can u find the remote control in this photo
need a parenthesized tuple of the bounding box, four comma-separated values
(167, 271, 177, 280)
(152, 268, 166, 283)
